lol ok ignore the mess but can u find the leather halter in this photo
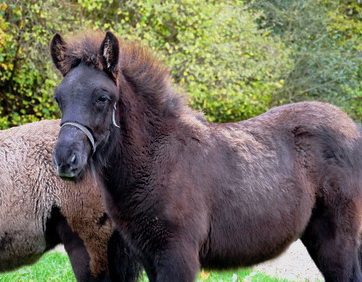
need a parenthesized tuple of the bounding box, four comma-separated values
(61, 122, 97, 153)
(61, 102, 120, 154)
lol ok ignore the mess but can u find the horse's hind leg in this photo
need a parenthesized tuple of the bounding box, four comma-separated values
(301, 200, 362, 282)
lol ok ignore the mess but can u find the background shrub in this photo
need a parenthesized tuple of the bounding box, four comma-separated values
(249, 0, 362, 118)
(1, 0, 361, 128)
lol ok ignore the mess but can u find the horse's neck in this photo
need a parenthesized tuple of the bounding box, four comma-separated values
(113, 76, 206, 177)
(99, 110, 162, 202)
(118, 82, 167, 151)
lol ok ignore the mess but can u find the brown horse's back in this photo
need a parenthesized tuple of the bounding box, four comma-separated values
(0, 120, 60, 269)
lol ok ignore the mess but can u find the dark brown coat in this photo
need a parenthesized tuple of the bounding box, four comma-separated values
(51, 31, 362, 282)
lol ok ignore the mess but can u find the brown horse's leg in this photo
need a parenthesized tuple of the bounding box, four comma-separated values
(56, 216, 109, 281)
(47, 207, 109, 282)
(301, 202, 362, 282)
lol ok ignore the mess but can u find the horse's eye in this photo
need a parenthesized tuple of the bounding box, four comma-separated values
(97, 95, 110, 103)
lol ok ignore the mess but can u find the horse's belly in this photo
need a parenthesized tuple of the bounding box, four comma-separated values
(199, 171, 315, 269)
(199, 202, 311, 270)
(0, 224, 47, 271)
(200, 230, 296, 270)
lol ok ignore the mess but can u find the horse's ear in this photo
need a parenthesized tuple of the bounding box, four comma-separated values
(99, 31, 119, 76)
(50, 33, 68, 76)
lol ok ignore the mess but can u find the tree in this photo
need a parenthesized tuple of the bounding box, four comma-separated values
(1, 0, 361, 128)
(0, 0, 81, 128)
(79, 0, 293, 122)
(249, 0, 362, 121)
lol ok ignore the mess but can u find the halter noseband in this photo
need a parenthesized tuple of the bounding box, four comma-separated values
(61, 122, 97, 153)
(61, 102, 120, 154)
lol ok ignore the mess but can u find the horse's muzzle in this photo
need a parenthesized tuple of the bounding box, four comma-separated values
(53, 126, 92, 181)
(53, 152, 82, 181)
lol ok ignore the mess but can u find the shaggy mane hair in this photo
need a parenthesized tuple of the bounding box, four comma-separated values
(56, 31, 199, 119)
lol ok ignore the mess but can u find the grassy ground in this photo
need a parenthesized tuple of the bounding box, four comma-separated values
(0, 252, 74, 282)
(0, 252, 292, 282)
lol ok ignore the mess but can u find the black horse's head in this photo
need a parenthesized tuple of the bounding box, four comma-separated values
(51, 32, 120, 181)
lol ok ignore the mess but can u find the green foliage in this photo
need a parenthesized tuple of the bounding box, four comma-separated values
(325, 1, 362, 121)
(249, 0, 362, 121)
(1, 0, 361, 128)
(327, 1, 362, 50)
(0, 0, 83, 129)
(78, 0, 293, 123)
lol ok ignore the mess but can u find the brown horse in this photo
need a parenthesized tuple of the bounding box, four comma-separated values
(50, 31, 362, 282)
(0, 120, 140, 281)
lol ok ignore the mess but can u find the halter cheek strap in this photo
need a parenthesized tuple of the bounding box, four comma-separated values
(112, 102, 120, 128)
(60, 103, 120, 154)
(61, 122, 97, 153)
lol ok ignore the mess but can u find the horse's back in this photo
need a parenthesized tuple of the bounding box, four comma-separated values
(0, 120, 61, 271)
(264, 102, 362, 205)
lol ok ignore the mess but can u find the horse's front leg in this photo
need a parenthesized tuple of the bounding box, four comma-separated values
(143, 241, 200, 282)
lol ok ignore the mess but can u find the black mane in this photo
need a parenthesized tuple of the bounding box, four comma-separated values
(57, 32, 198, 120)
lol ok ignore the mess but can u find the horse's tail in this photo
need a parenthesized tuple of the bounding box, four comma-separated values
(107, 230, 142, 282)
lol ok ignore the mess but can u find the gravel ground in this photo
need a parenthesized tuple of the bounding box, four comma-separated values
(53, 244, 66, 253)
(54, 240, 323, 281)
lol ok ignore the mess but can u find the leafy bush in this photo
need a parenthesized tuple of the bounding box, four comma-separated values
(326, 1, 362, 121)
(1, 0, 292, 127)
(80, 0, 293, 122)
(0, 0, 82, 129)
(1, 0, 361, 128)
(249, 0, 362, 121)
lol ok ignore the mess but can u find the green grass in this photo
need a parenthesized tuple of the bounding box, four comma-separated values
(0, 252, 76, 282)
(0, 252, 292, 282)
